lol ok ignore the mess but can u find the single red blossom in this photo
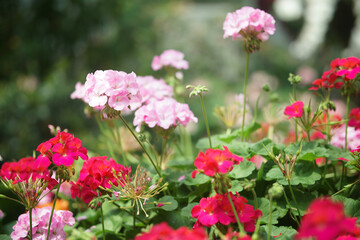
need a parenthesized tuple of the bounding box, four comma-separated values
(134, 222, 208, 240)
(70, 156, 131, 203)
(36, 131, 88, 167)
(191, 193, 261, 232)
(223, 229, 251, 240)
(192, 146, 243, 178)
(349, 108, 360, 130)
(284, 101, 304, 119)
(296, 198, 360, 240)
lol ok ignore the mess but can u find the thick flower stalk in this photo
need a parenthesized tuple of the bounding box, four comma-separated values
(191, 192, 262, 232)
(70, 156, 131, 204)
(134, 222, 208, 240)
(10, 207, 75, 240)
(296, 198, 360, 240)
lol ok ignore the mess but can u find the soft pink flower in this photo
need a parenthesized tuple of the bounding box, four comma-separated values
(284, 101, 304, 119)
(133, 98, 197, 132)
(331, 125, 360, 150)
(136, 76, 174, 104)
(223, 6, 275, 41)
(151, 49, 189, 71)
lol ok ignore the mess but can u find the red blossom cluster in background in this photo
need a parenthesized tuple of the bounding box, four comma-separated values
(192, 146, 243, 178)
(309, 57, 360, 91)
(134, 222, 208, 240)
(191, 192, 262, 232)
(296, 198, 360, 240)
(70, 156, 131, 203)
(349, 108, 360, 130)
(36, 131, 88, 166)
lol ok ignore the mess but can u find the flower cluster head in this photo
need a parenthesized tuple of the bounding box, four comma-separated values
(136, 75, 174, 104)
(191, 192, 262, 232)
(134, 222, 208, 240)
(310, 57, 360, 94)
(296, 198, 360, 240)
(331, 125, 360, 150)
(71, 70, 142, 112)
(36, 131, 88, 167)
(11, 207, 75, 240)
(70, 156, 131, 204)
(192, 146, 243, 178)
(151, 49, 189, 71)
(223, 6, 275, 52)
(133, 98, 198, 132)
(283, 101, 304, 119)
(349, 107, 360, 130)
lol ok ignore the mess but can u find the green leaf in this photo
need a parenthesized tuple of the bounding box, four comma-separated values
(249, 138, 275, 156)
(184, 172, 211, 186)
(255, 198, 285, 224)
(188, 182, 211, 203)
(181, 202, 198, 219)
(332, 196, 360, 218)
(241, 121, 261, 139)
(229, 180, 244, 194)
(229, 161, 256, 179)
(261, 225, 297, 240)
(158, 196, 179, 211)
(265, 163, 321, 186)
(104, 215, 123, 232)
(285, 141, 327, 161)
(0, 235, 11, 240)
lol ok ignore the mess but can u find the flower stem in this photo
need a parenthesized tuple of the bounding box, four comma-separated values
(29, 208, 33, 240)
(160, 137, 167, 170)
(199, 94, 212, 148)
(345, 94, 350, 150)
(118, 114, 161, 177)
(46, 180, 62, 240)
(287, 179, 301, 218)
(133, 203, 136, 230)
(251, 189, 258, 210)
(227, 193, 246, 236)
(283, 190, 300, 226)
(241, 52, 250, 141)
(293, 85, 298, 143)
(100, 204, 106, 240)
(267, 195, 273, 240)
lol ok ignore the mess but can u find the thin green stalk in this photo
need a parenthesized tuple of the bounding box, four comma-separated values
(227, 193, 246, 236)
(283, 190, 300, 226)
(267, 195, 273, 240)
(133, 204, 136, 230)
(111, 202, 147, 225)
(46, 180, 63, 240)
(293, 85, 298, 143)
(241, 52, 250, 141)
(326, 109, 330, 144)
(160, 137, 167, 170)
(29, 208, 33, 240)
(345, 94, 351, 150)
(333, 178, 360, 196)
(118, 114, 161, 177)
(100, 204, 106, 240)
(340, 162, 346, 190)
(251, 189, 258, 210)
(199, 94, 212, 148)
(287, 180, 302, 218)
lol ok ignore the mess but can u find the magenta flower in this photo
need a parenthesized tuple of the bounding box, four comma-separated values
(133, 98, 197, 132)
(223, 6, 275, 52)
(136, 75, 174, 104)
(284, 101, 304, 119)
(11, 207, 75, 240)
(151, 49, 189, 71)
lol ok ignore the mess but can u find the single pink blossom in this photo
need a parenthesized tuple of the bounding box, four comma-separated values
(151, 49, 189, 71)
(284, 101, 304, 119)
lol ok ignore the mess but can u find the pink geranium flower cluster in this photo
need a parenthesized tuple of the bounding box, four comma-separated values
(0, 157, 51, 184)
(134, 222, 208, 240)
(296, 198, 360, 240)
(11, 207, 75, 240)
(71, 156, 131, 204)
(283, 101, 304, 119)
(192, 146, 243, 178)
(71, 70, 142, 111)
(36, 131, 88, 166)
(151, 49, 189, 71)
(136, 75, 174, 104)
(223, 6, 275, 42)
(310, 57, 360, 91)
(191, 192, 262, 232)
(331, 125, 360, 150)
(133, 98, 198, 132)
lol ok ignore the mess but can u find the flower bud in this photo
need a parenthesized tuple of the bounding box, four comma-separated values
(268, 182, 284, 199)
(288, 73, 302, 85)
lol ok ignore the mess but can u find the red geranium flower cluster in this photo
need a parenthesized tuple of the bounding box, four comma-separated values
(349, 107, 360, 130)
(191, 192, 262, 232)
(0, 157, 54, 185)
(283, 101, 304, 119)
(71, 156, 131, 203)
(296, 198, 360, 240)
(310, 57, 360, 91)
(36, 131, 88, 166)
(134, 222, 208, 240)
(192, 146, 243, 178)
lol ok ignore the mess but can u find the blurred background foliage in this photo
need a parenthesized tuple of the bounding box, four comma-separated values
(0, 0, 359, 161)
